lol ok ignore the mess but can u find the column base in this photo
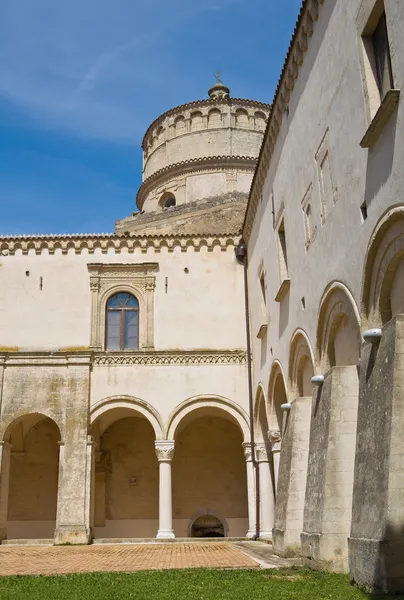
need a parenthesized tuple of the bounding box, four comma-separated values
(156, 529, 175, 540)
(259, 530, 273, 541)
(54, 526, 92, 545)
(246, 529, 257, 539)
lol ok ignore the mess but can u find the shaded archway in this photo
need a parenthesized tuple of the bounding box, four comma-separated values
(268, 361, 288, 433)
(288, 330, 315, 399)
(90, 405, 159, 539)
(317, 282, 361, 371)
(171, 404, 248, 538)
(3, 414, 61, 540)
(190, 511, 227, 538)
(362, 207, 404, 327)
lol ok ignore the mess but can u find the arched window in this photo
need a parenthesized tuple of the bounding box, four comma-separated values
(106, 293, 139, 351)
(159, 192, 176, 209)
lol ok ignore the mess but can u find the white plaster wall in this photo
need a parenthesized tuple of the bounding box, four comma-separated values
(185, 173, 228, 204)
(0, 246, 245, 351)
(247, 0, 404, 397)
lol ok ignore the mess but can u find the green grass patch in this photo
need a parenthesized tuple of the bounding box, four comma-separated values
(0, 568, 400, 600)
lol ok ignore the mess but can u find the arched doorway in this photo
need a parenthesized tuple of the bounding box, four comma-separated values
(91, 407, 158, 539)
(5, 414, 61, 540)
(171, 407, 248, 538)
(191, 514, 225, 538)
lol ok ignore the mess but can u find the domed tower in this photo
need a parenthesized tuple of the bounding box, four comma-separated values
(116, 81, 271, 234)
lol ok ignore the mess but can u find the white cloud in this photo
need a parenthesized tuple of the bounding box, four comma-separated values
(0, 0, 242, 143)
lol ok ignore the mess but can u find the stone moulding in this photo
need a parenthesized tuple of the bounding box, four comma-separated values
(136, 155, 257, 210)
(0, 233, 239, 256)
(93, 350, 248, 366)
(243, 0, 325, 241)
(0, 350, 248, 366)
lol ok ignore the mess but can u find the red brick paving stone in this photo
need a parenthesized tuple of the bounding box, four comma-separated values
(0, 543, 259, 576)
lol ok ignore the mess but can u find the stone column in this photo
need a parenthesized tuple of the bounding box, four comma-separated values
(256, 443, 275, 540)
(84, 436, 95, 539)
(89, 277, 101, 349)
(155, 441, 175, 539)
(144, 277, 156, 349)
(0, 442, 11, 541)
(242, 442, 256, 539)
(268, 430, 282, 496)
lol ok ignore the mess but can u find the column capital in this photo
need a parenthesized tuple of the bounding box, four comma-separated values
(256, 443, 270, 462)
(242, 442, 255, 461)
(155, 440, 175, 462)
(268, 429, 282, 452)
(0, 441, 11, 450)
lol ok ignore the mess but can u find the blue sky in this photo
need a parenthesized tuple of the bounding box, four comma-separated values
(0, 0, 302, 235)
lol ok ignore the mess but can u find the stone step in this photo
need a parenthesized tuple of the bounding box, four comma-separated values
(93, 537, 248, 545)
(2, 538, 53, 546)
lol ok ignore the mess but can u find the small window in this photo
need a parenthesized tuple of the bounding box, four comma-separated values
(372, 13, 393, 100)
(106, 293, 139, 351)
(260, 272, 267, 321)
(159, 193, 176, 209)
(277, 217, 288, 282)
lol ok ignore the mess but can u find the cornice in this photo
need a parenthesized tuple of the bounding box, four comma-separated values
(0, 349, 248, 366)
(93, 349, 248, 366)
(142, 97, 272, 148)
(0, 233, 240, 256)
(137, 154, 257, 210)
(243, 0, 325, 242)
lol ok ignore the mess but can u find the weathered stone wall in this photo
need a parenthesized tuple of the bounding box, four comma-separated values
(273, 395, 311, 556)
(302, 366, 358, 572)
(0, 354, 93, 543)
(349, 315, 404, 593)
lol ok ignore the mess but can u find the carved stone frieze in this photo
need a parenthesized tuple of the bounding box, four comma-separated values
(93, 350, 248, 366)
(0, 234, 239, 256)
(256, 443, 270, 462)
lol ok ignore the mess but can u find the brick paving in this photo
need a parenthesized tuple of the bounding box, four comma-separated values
(0, 542, 259, 576)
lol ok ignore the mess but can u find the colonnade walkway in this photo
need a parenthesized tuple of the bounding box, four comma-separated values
(0, 541, 301, 576)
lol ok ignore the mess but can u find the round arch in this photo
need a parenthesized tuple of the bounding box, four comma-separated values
(288, 329, 315, 398)
(166, 395, 249, 442)
(361, 206, 404, 327)
(90, 396, 164, 440)
(267, 360, 288, 431)
(316, 281, 361, 371)
(188, 509, 229, 537)
(1, 411, 63, 444)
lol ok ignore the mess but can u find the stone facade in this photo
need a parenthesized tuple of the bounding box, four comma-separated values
(0, 83, 268, 545)
(1, 0, 404, 593)
(243, 0, 404, 593)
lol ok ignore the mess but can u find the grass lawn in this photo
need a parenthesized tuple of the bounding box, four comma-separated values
(0, 568, 401, 600)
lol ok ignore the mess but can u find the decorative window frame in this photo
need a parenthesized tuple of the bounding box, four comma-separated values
(357, 0, 400, 148)
(301, 183, 317, 250)
(87, 263, 158, 351)
(315, 129, 337, 224)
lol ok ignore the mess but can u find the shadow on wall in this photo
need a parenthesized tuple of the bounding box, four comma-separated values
(364, 111, 398, 211)
(372, 522, 404, 596)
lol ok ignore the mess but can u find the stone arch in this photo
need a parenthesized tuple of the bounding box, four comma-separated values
(268, 361, 288, 432)
(254, 111, 266, 130)
(159, 191, 176, 209)
(317, 282, 361, 371)
(361, 206, 404, 327)
(174, 115, 186, 133)
(208, 108, 222, 128)
(1, 411, 63, 443)
(288, 329, 315, 398)
(235, 108, 249, 127)
(188, 509, 229, 537)
(2, 413, 61, 540)
(90, 396, 164, 440)
(190, 111, 204, 130)
(254, 384, 268, 443)
(166, 395, 249, 442)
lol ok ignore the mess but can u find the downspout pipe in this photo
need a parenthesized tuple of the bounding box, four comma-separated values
(235, 239, 260, 540)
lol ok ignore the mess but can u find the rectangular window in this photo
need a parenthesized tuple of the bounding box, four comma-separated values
(372, 12, 394, 100)
(277, 218, 288, 282)
(125, 312, 139, 350)
(316, 130, 336, 222)
(302, 184, 316, 248)
(260, 272, 267, 321)
(106, 311, 121, 351)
